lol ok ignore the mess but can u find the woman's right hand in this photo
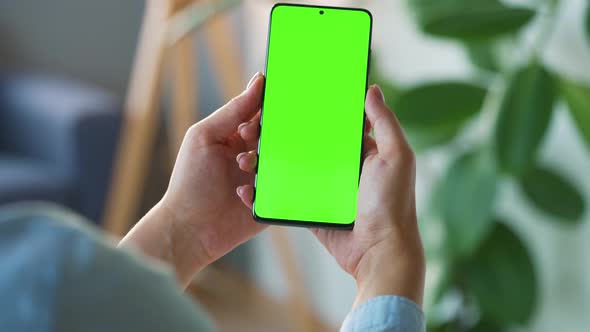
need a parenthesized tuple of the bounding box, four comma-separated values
(235, 85, 425, 308)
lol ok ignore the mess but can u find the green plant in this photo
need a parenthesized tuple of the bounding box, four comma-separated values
(372, 0, 590, 330)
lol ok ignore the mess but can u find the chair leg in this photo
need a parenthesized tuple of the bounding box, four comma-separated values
(103, 0, 176, 236)
(169, 35, 199, 158)
(203, 12, 245, 100)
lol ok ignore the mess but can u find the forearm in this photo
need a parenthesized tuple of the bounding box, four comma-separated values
(119, 200, 209, 288)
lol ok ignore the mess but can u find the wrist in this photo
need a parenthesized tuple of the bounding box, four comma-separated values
(353, 235, 425, 309)
(119, 198, 211, 287)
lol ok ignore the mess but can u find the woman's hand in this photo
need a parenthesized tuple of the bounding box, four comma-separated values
(236, 85, 425, 308)
(120, 73, 267, 287)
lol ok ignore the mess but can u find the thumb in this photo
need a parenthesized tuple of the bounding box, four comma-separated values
(365, 85, 410, 159)
(204, 72, 265, 141)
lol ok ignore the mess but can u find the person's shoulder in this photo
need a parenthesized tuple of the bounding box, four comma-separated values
(0, 202, 216, 332)
(0, 202, 101, 331)
(0, 201, 99, 240)
(0, 201, 100, 260)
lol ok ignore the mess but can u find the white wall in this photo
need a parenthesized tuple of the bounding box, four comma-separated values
(0, 0, 227, 114)
(0, 0, 144, 92)
(244, 0, 590, 330)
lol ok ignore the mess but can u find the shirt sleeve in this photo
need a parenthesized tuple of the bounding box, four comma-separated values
(340, 295, 425, 332)
(0, 203, 216, 332)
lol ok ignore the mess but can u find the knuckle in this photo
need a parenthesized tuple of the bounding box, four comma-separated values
(185, 124, 200, 139)
(401, 147, 416, 167)
(186, 123, 208, 144)
(403, 146, 416, 163)
(389, 144, 415, 167)
(227, 94, 244, 111)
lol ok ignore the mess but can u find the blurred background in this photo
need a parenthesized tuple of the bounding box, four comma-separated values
(1, 0, 589, 331)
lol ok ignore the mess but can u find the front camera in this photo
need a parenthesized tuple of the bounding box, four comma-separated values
(319, 10, 324, 15)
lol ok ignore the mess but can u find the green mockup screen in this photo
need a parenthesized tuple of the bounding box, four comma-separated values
(254, 4, 372, 226)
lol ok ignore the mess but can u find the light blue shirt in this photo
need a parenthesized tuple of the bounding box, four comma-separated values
(0, 203, 425, 332)
(341, 296, 425, 332)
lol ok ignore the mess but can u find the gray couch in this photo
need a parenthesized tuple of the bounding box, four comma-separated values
(0, 73, 121, 223)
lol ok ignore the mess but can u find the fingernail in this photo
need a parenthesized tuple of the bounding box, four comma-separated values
(237, 186, 244, 196)
(236, 152, 246, 163)
(247, 72, 262, 89)
(238, 121, 249, 133)
(372, 84, 385, 103)
(249, 151, 258, 166)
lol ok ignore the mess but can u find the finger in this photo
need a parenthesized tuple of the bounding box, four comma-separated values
(236, 185, 254, 209)
(364, 116, 372, 134)
(362, 134, 378, 159)
(236, 150, 258, 173)
(203, 72, 265, 141)
(365, 85, 411, 159)
(238, 113, 261, 143)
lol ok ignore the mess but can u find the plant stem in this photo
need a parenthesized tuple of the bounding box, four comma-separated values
(531, 0, 560, 60)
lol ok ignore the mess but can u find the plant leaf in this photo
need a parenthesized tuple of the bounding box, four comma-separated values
(393, 82, 487, 150)
(560, 79, 590, 149)
(495, 64, 555, 175)
(428, 322, 454, 332)
(379, 79, 401, 106)
(394, 82, 487, 127)
(409, 0, 535, 40)
(404, 123, 464, 152)
(440, 150, 497, 257)
(521, 165, 585, 222)
(471, 319, 503, 332)
(465, 42, 500, 72)
(464, 222, 537, 324)
(430, 318, 504, 332)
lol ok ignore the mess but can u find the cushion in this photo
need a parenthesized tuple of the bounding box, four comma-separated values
(0, 155, 71, 205)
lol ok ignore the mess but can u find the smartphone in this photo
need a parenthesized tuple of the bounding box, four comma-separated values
(253, 3, 373, 228)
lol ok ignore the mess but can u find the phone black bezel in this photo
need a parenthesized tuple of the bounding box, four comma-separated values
(252, 3, 374, 230)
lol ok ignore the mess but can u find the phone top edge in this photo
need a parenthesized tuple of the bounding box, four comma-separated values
(271, 2, 373, 21)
